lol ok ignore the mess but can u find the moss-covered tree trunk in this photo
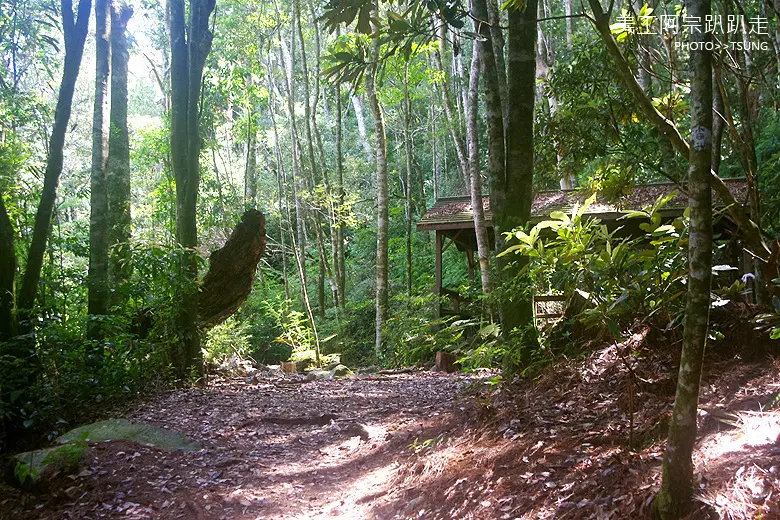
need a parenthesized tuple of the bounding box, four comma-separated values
(168, 0, 215, 378)
(366, 14, 388, 358)
(87, 0, 110, 337)
(0, 196, 16, 342)
(107, 0, 132, 300)
(496, 0, 538, 350)
(654, 0, 713, 515)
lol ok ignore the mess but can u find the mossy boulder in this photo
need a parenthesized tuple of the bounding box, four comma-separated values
(56, 418, 200, 451)
(329, 364, 353, 379)
(7, 419, 200, 490)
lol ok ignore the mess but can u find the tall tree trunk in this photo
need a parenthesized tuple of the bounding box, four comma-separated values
(654, 0, 713, 514)
(465, 39, 492, 294)
(351, 95, 374, 163)
(366, 22, 388, 358)
(403, 61, 414, 296)
(168, 0, 215, 378)
(295, 1, 335, 315)
(334, 77, 346, 307)
(107, 1, 132, 298)
(434, 22, 469, 190)
(279, 28, 307, 294)
(244, 105, 257, 205)
(265, 51, 291, 300)
(497, 0, 538, 348)
(0, 196, 16, 341)
(474, 0, 504, 274)
(565, 0, 573, 46)
(88, 0, 111, 336)
(486, 0, 507, 120)
(18, 0, 92, 320)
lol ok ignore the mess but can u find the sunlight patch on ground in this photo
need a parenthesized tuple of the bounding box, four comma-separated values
(702, 411, 780, 459)
(695, 410, 780, 519)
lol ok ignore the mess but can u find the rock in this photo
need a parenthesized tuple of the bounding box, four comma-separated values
(57, 419, 201, 452)
(329, 364, 353, 379)
(306, 370, 332, 381)
(7, 419, 201, 491)
(7, 442, 87, 491)
(356, 366, 377, 375)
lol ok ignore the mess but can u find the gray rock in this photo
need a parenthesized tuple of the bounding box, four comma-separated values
(329, 364, 353, 379)
(8, 418, 199, 490)
(306, 370, 332, 381)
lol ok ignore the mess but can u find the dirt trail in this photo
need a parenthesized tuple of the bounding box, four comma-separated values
(1, 372, 475, 520)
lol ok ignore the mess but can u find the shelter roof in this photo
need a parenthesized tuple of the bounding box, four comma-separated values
(417, 179, 748, 231)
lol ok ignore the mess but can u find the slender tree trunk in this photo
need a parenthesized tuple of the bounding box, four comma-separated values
(265, 51, 291, 300)
(474, 0, 505, 277)
(88, 0, 111, 335)
(335, 78, 346, 307)
(403, 61, 414, 296)
(366, 23, 388, 358)
(279, 29, 307, 293)
(465, 38, 492, 294)
(18, 0, 92, 320)
(654, 0, 713, 514)
(107, 1, 132, 298)
(244, 105, 257, 205)
(351, 95, 374, 163)
(497, 0, 538, 348)
(434, 22, 469, 190)
(295, 2, 335, 315)
(565, 0, 573, 46)
(486, 0, 507, 122)
(0, 196, 16, 341)
(168, 0, 215, 378)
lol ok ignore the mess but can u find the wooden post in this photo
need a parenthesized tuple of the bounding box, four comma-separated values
(435, 351, 457, 373)
(435, 230, 443, 320)
(466, 249, 475, 281)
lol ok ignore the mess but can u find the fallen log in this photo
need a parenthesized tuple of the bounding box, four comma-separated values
(198, 209, 266, 328)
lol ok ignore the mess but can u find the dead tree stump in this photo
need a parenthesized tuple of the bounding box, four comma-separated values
(435, 351, 457, 373)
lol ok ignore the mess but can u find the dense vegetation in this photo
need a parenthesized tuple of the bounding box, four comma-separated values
(0, 0, 778, 514)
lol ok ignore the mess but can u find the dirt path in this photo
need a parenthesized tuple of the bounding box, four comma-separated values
(1, 372, 475, 520)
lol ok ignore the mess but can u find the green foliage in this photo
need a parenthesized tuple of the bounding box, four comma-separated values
(503, 191, 694, 342)
(202, 317, 252, 364)
(13, 461, 38, 486)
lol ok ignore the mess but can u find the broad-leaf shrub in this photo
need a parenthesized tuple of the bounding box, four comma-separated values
(501, 191, 692, 343)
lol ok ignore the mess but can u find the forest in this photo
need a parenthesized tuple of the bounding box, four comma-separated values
(0, 0, 779, 516)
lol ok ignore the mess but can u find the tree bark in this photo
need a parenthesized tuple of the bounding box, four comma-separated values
(199, 209, 266, 327)
(88, 0, 111, 333)
(168, 0, 215, 377)
(107, 0, 133, 297)
(0, 196, 16, 341)
(366, 22, 388, 357)
(654, 0, 713, 514)
(334, 77, 346, 308)
(497, 0, 538, 347)
(403, 60, 414, 296)
(18, 0, 92, 319)
(434, 22, 469, 190)
(465, 37, 492, 294)
(244, 105, 257, 205)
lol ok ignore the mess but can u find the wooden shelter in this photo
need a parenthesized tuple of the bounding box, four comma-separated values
(417, 180, 749, 318)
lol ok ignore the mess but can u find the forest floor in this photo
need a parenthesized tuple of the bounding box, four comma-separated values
(2, 338, 780, 519)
